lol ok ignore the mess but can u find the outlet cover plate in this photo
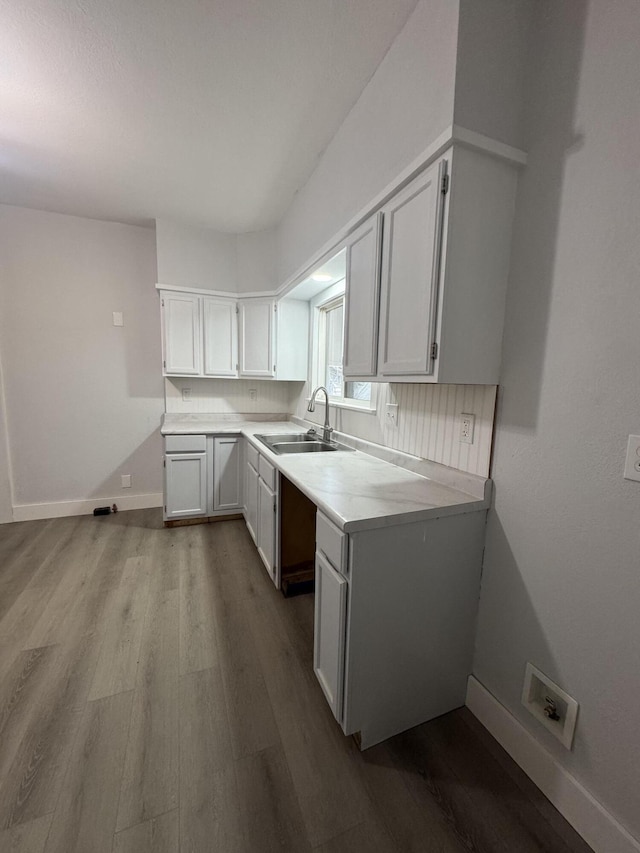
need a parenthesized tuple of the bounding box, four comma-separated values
(623, 434, 640, 481)
(121, 474, 132, 489)
(522, 662, 578, 749)
(460, 413, 475, 444)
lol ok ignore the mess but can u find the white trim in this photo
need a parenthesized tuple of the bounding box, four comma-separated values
(156, 283, 276, 299)
(452, 125, 528, 166)
(466, 676, 640, 853)
(12, 492, 163, 522)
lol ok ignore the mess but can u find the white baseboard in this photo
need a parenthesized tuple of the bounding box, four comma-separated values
(466, 676, 640, 853)
(12, 492, 163, 522)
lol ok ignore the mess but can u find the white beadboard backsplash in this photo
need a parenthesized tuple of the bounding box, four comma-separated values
(294, 382, 497, 477)
(165, 378, 302, 414)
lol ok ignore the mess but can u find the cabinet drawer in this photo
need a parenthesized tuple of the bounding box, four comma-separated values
(165, 434, 206, 453)
(316, 512, 347, 573)
(246, 442, 259, 471)
(258, 455, 277, 490)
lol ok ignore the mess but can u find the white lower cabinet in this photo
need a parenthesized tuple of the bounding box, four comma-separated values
(244, 442, 279, 586)
(257, 477, 277, 581)
(163, 433, 242, 522)
(313, 508, 487, 749)
(213, 436, 241, 510)
(245, 459, 259, 543)
(314, 549, 347, 722)
(164, 452, 207, 519)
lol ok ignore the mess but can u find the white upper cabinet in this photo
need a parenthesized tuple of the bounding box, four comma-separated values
(161, 293, 202, 375)
(239, 299, 275, 377)
(343, 213, 383, 378)
(341, 143, 519, 385)
(379, 159, 445, 377)
(203, 297, 238, 377)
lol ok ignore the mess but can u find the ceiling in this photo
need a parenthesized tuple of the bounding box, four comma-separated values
(0, 0, 418, 232)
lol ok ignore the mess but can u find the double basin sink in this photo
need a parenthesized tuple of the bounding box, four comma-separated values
(255, 432, 354, 455)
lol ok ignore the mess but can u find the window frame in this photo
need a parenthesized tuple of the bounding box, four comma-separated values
(309, 283, 378, 414)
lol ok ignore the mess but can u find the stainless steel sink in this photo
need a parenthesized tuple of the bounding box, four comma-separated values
(254, 433, 353, 455)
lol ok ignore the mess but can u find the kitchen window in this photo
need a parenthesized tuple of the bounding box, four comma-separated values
(311, 286, 376, 412)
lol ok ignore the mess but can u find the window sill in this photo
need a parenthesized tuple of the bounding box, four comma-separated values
(304, 397, 377, 415)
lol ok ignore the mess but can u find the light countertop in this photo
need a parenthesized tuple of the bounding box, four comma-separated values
(161, 414, 490, 532)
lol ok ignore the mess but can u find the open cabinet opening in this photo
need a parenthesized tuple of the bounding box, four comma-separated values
(279, 475, 317, 597)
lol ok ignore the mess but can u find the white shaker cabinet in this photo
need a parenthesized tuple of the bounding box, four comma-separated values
(239, 299, 275, 377)
(314, 549, 348, 722)
(161, 293, 202, 375)
(343, 213, 383, 378)
(244, 442, 280, 586)
(213, 436, 241, 511)
(245, 455, 259, 543)
(257, 476, 277, 581)
(203, 297, 238, 377)
(379, 159, 445, 377)
(342, 143, 519, 385)
(164, 434, 208, 519)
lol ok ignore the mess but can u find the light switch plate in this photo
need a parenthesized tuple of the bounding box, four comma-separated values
(112, 311, 124, 327)
(182, 387, 192, 401)
(623, 434, 640, 481)
(385, 403, 399, 428)
(121, 474, 132, 488)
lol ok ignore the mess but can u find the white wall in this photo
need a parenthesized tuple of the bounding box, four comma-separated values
(474, 0, 640, 841)
(156, 218, 237, 290)
(0, 358, 13, 522)
(0, 205, 164, 514)
(156, 218, 277, 293)
(276, 0, 460, 284)
(453, 0, 533, 149)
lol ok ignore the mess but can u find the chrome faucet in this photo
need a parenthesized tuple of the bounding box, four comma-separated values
(307, 386, 333, 443)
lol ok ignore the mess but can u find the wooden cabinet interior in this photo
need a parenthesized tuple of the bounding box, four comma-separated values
(279, 475, 317, 597)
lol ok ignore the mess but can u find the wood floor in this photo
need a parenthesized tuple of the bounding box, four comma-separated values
(0, 509, 593, 853)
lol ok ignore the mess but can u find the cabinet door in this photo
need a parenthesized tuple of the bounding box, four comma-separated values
(379, 160, 446, 376)
(165, 453, 207, 519)
(239, 300, 275, 377)
(213, 436, 241, 510)
(161, 293, 201, 375)
(257, 476, 277, 582)
(343, 213, 383, 377)
(245, 462, 259, 544)
(203, 298, 238, 377)
(314, 550, 347, 723)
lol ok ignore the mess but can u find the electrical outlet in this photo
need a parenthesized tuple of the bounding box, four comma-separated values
(460, 413, 475, 444)
(249, 389, 258, 401)
(121, 474, 132, 488)
(522, 662, 579, 749)
(385, 403, 399, 428)
(623, 434, 640, 482)
(112, 311, 124, 327)
(182, 387, 192, 401)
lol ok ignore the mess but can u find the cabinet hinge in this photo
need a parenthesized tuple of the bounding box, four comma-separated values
(235, 305, 239, 314)
(163, 459, 166, 468)
(441, 173, 449, 195)
(431, 342, 439, 360)
(274, 304, 277, 313)
(161, 299, 165, 307)
(236, 363, 239, 371)
(163, 360, 166, 368)
(273, 364, 276, 373)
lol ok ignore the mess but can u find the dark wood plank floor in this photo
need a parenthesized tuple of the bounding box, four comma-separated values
(0, 510, 593, 853)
